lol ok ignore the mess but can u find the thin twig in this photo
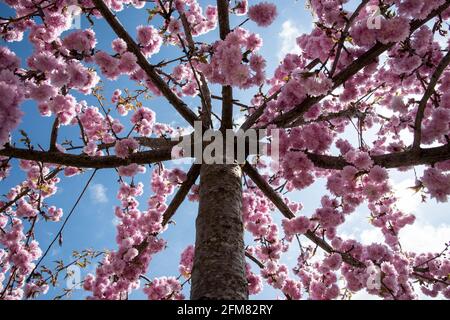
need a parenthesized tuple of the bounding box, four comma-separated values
(26, 170, 98, 283)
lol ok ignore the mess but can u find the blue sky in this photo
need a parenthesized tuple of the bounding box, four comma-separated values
(1, 0, 449, 300)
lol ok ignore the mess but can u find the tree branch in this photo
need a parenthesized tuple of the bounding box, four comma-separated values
(49, 118, 60, 152)
(0, 145, 173, 169)
(132, 164, 201, 273)
(26, 169, 98, 283)
(242, 162, 365, 268)
(212, 95, 250, 109)
(180, 13, 213, 128)
(245, 251, 265, 269)
(217, 0, 233, 131)
(70, 135, 191, 153)
(268, 1, 450, 128)
(239, 89, 280, 131)
(242, 162, 294, 219)
(217, 0, 231, 40)
(92, 0, 198, 126)
(244, 250, 292, 300)
(0, 168, 62, 214)
(412, 50, 450, 150)
(329, 0, 370, 77)
(243, 162, 450, 283)
(162, 164, 201, 225)
(115, 136, 179, 149)
(288, 106, 362, 127)
(304, 144, 450, 170)
(240, 58, 320, 131)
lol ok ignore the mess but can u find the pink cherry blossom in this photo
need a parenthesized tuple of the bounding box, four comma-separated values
(1, 0, 449, 302)
(248, 2, 277, 27)
(115, 138, 139, 159)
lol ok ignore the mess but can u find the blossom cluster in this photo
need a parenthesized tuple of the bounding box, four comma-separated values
(179, 245, 195, 279)
(0, 161, 63, 299)
(247, 2, 277, 27)
(172, 0, 217, 37)
(199, 28, 266, 89)
(84, 167, 186, 299)
(0, 47, 24, 146)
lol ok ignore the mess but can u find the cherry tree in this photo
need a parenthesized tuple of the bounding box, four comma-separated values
(1, 0, 450, 300)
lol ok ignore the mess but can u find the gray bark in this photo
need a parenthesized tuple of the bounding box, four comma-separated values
(190, 164, 248, 300)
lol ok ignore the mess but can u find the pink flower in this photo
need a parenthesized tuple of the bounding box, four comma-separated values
(282, 216, 311, 237)
(112, 89, 122, 103)
(249, 54, 266, 72)
(94, 51, 120, 80)
(296, 28, 334, 62)
(179, 245, 195, 278)
(344, 150, 374, 170)
(245, 263, 262, 295)
(234, 0, 248, 16)
(136, 25, 162, 57)
(168, 18, 181, 34)
(391, 96, 407, 113)
(246, 32, 263, 51)
(118, 164, 146, 177)
(248, 2, 278, 27)
(115, 138, 139, 159)
(421, 168, 450, 202)
(282, 279, 301, 300)
(0, 46, 20, 70)
(28, 83, 58, 102)
(281, 152, 315, 190)
(83, 141, 98, 156)
(28, 51, 61, 73)
(62, 29, 97, 53)
(0, 51, 24, 146)
(64, 167, 81, 177)
(368, 166, 388, 184)
(131, 107, 156, 136)
(144, 277, 184, 300)
(314, 204, 344, 229)
(350, 20, 377, 47)
(112, 38, 127, 54)
(205, 5, 218, 21)
(67, 61, 99, 93)
(336, 139, 353, 155)
(390, 52, 422, 75)
(323, 253, 342, 271)
(118, 52, 138, 74)
(377, 17, 410, 44)
(25, 282, 49, 298)
(303, 73, 333, 97)
(48, 94, 78, 125)
(123, 248, 139, 262)
(16, 199, 38, 218)
(198, 28, 265, 88)
(47, 206, 63, 222)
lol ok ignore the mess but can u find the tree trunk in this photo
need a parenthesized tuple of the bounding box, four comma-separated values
(190, 164, 248, 300)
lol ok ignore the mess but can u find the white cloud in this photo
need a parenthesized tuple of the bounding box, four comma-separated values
(397, 223, 450, 253)
(359, 223, 450, 254)
(344, 221, 449, 299)
(341, 178, 448, 254)
(89, 183, 108, 204)
(278, 20, 303, 61)
(391, 179, 422, 214)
